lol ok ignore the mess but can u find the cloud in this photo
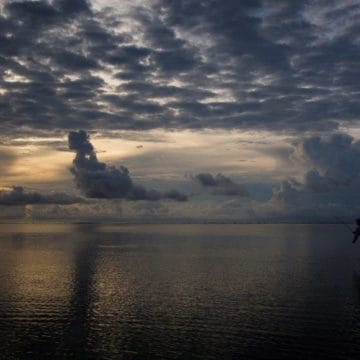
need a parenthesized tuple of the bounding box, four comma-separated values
(0, 0, 359, 136)
(0, 186, 83, 206)
(193, 173, 249, 196)
(296, 133, 360, 189)
(267, 132, 360, 218)
(272, 132, 360, 200)
(68, 130, 187, 201)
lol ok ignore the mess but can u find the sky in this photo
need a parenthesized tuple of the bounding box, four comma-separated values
(0, 0, 359, 222)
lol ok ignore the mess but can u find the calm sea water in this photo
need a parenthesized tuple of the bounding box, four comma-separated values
(0, 223, 359, 359)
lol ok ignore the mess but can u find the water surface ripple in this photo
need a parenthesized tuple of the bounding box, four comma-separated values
(0, 224, 359, 359)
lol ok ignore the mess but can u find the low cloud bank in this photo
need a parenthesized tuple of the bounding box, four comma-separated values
(193, 173, 249, 196)
(298, 133, 360, 192)
(68, 130, 187, 201)
(0, 186, 83, 206)
(275, 133, 360, 201)
(265, 133, 360, 220)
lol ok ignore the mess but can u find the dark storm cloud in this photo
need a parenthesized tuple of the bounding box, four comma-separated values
(0, 0, 359, 135)
(193, 173, 249, 197)
(68, 130, 187, 201)
(0, 186, 83, 206)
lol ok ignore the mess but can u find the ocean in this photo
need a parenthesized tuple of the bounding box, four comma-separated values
(0, 223, 359, 359)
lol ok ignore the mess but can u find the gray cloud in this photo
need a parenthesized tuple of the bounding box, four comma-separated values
(68, 130, 187, 201)
(297, 133, 360, 189)
(269, 133, 360, 217)
(0, 186, 83, 206)
(193, 173, 249, 197)
(0, 0, 358, 136)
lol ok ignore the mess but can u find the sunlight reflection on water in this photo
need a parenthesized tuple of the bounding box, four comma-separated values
(0, 224, 359, 359)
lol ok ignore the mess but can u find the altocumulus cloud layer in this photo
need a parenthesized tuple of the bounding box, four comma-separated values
(69, 130, 187, 201)
(0, 0, 359, 135)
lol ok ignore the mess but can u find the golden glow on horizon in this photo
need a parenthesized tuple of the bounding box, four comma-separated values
(1, 129, 299, 188)
(3, 146, 73, 185)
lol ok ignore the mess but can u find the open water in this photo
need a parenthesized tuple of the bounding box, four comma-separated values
(0, 223, 359, 359)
